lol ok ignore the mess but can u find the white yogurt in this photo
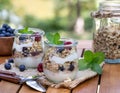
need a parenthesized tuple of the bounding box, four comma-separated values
(44, 68, 78, 83)
(49, 52, 78, 64)
(14, 53, 44, 68)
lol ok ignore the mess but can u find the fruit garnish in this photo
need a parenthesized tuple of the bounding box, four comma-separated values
(64, 41, 72, 50)
(68, 63, 74, 71)
(37, 63, 43, 72)
(8, 58, 14, 63)
(46, 32, 63, 45)
(78, 50, 105, 74)
(19, 65, 26, 72)
(0, 24, 15, 37)
(4, 63, 11, 70)
(59, 65, 65, 71)
(57, 47, 64, 53)
(19, 27, 34, 34)
(35, 35, 41, 42)
(64, 41, 72, 45)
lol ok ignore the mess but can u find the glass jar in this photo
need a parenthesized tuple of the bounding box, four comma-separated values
(13, 28, 44, 68)
(43, 38, 78, 83)
(91, 0, 120, 63)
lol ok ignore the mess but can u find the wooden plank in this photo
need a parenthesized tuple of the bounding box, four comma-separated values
(46, 87, 71, 93)
(19, 84, 41, 93)
(99, 64, 120, 93)
(72, 76, 99, 93)
(0, 56, 10, 64)
(0, 80, 20, 93)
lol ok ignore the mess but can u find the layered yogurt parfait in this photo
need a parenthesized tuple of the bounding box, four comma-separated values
(43, 33, 78, 83)
(13, 27, 44, 68)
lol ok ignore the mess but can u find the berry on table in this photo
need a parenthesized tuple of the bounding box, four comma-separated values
(4, 63, 11, 70)
(19, 65, 26, 72)
(37, 63, 43, 72)
(8, 58, 14, 63)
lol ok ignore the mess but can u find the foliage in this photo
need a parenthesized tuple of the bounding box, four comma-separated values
(23, 15, 68, 32)
(0, 0, 12, 10)
(46, 32, 63, 45)
(78, 50, 105, 74)
(84, 17, 94, 32)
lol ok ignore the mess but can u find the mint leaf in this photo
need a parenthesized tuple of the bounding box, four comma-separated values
(46, 33, 54, 43)
(53, 32, 60, 44)
(78, 59, 88, 70)
(46, 32, 63, 45)
(78, 50, 105, 74)
(94, 52, 105, 64)
(19, 27, 34, 34)
(84, 50, 93, 63)
(91, 63, 102, 74)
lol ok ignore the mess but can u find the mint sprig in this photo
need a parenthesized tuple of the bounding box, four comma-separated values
(46, 32, 63, 45)
(78, 50, 105, 74)
(19, 27, 34, 34)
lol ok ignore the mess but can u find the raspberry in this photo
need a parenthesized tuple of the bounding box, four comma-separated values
(64, 41, 72, 45)
(37, 63, 43, 72)
(35, 35, 41, 42)
(64, 41, 72, 50)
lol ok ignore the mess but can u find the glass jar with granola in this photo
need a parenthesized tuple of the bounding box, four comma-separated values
(13, 27, 44, 68)
(43, 37, 78, 83)
(91, 0, 120, 63)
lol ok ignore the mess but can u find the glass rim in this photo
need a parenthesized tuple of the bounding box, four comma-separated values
(44, 38, 78, 47)
(14, 27, 45, 36)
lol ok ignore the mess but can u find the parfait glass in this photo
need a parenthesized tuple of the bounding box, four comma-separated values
(43, 38, 78, 83)
(13, 28, 44, 68)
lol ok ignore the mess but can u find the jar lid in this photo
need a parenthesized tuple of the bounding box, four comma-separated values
(91, 0, 120, 18)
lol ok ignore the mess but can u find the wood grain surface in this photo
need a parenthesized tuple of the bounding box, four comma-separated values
(99, 64, 120, 93)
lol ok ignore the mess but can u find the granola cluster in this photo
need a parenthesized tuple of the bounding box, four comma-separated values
(43, 47, 78, 72)
(93, 26, 120, 59)
(13, 35, 43, 58)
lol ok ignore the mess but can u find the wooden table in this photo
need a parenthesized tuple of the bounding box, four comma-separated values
(0, 40, 120, 93)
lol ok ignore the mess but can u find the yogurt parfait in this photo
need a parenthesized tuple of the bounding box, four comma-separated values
(13, 27, 44, 68)
(43, 33, 78, 83)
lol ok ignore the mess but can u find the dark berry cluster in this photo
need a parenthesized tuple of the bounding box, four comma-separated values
(22, 47, 29, 57)
(0, 24, 15, 37)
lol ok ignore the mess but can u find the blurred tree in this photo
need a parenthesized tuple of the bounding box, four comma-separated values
(0, 0, 12, 10)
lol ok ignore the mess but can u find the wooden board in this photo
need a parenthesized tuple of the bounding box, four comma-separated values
(72, 76, 99, 93)
(99, 64, 120, 93)
(0, 80, 20, 93)
(46, 87, 71, 93)
(19, 84, 41, 93)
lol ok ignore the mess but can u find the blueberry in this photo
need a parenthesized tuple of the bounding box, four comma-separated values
(57, 48, 64, 53)
(7, 28, 12, 32)
(8, 58, 14, 63)
(10, 34, 15, 36)
(19, 35, 26, 40)
(1, 27, 6, 31)
(0, 34, 5, 37)
(19, 65, 26, 72)
(4, 63, 11, 70)
(2, 30, 6, 34)
(5, 32, 11, 37)
(68, 63, 74, 71)
(22, 47, 28, 52)
(59, 65, 64, 71)
(0, 28, 2, 32)
(2, 24, 8, 28)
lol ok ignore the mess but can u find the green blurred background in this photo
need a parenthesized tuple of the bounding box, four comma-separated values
(0, 0, 102, 40)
